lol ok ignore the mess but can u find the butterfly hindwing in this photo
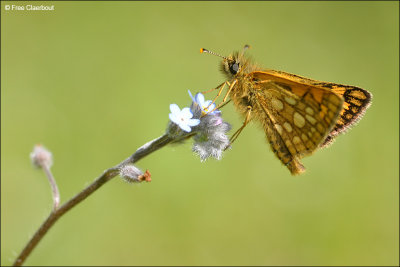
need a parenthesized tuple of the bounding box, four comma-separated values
(249, 77, 343, 174)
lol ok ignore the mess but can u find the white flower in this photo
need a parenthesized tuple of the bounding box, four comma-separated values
(188, 90, 220, 115)
(169, 104, 200, 132)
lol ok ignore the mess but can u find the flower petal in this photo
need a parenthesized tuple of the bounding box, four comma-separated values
(195, 93, 205, 105)
(188, 90, 195, 101)
(169, 113, 180, 124)
(204, 100, 213, 107)
(181, 107, 194, 119)
(170, 104, 181, 115)
(187, 118, 201, 127)
(204, 101, 216, 111)
(180, 123, 192, 132)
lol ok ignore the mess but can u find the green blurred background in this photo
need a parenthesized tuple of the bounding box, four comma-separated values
(1, 1, 398, 266)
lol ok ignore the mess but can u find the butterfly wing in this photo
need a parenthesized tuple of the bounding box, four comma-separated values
(251, 70, 372, 147)
(315, 85, 372, 147)
(249, 75, 344, 174)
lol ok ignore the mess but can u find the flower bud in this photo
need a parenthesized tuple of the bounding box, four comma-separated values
(119, 165, 151, 183)
(30, 144, 53, 168)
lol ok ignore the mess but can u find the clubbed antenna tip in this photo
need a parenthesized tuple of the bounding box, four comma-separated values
(199, 47, 228, 60)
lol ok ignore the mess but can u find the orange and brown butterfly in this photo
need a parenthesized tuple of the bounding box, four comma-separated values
(200, 45, 372, 175)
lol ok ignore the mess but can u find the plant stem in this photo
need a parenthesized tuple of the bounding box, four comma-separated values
(42, 165, 60, 211)
(13, 134, 173, 266)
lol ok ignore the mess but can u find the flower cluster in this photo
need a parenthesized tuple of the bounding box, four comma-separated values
(167, 91, 231, 161)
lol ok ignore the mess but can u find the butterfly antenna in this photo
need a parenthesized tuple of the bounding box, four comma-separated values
(243, 44, 251, 53)
(200, 48, 228, 60)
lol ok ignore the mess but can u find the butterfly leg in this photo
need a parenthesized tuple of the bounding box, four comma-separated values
(206, 79, 238, 115)
(203, 82, 227, 106)
(229, 105, 252, 144)
(216, 99, 231, 110)
(201, 81, 226, 94)
(222, 79, 237, 102)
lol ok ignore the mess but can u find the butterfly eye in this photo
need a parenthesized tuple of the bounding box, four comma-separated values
(230, 62, 240, 74)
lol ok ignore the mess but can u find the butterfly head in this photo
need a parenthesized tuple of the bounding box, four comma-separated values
(221, 53, 242, 78)
(201, 45, 253, 80)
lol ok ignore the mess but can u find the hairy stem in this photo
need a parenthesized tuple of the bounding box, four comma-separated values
(13, 134, 173, 266)
(42, 165, 60, 211)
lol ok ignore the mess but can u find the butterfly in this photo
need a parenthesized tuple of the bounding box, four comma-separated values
(201, 45, 372, 175)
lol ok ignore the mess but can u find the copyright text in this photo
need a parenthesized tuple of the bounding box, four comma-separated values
(5, 5, 55, 11)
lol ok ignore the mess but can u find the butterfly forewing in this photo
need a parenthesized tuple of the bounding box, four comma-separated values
(251, 70, 372, 147)
(320, 86, 372, 147)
